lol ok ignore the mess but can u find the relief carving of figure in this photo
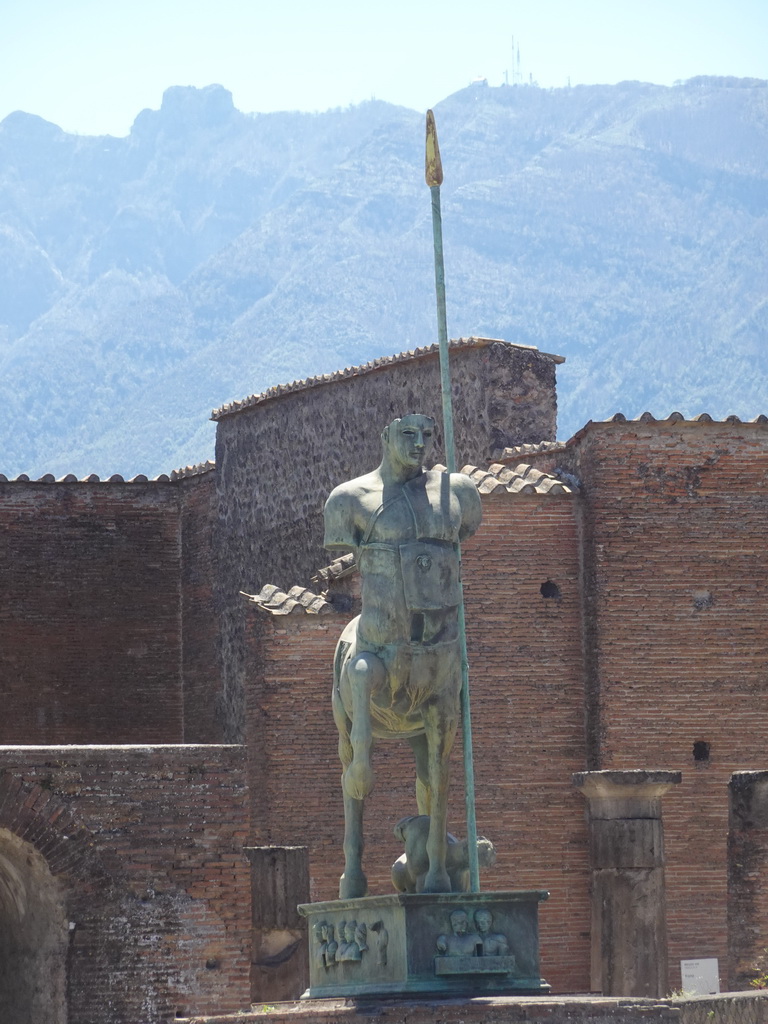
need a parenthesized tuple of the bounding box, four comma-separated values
(370, 920, 388, 967)
(337, 919, 368, 962)
(435, 908, 481, 957)
(324, 415, 482, 899)
(474, 908, 509, 957)
(313, 921, 338, 969)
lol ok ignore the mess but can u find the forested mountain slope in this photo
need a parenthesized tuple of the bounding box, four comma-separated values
(0, 77, 766, 477)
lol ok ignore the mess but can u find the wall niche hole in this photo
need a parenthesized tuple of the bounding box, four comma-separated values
(692, 590, 713, 611)
(693, 740, 710, 762)
(540, 580, 561, 600)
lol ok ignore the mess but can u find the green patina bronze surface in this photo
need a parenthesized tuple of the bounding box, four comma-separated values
(298, 891, 550, 998)
(324, 415, 481, 899)
(426, 108, 481, 890)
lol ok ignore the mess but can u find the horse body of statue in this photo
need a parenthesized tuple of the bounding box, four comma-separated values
(323, 414, 481, 898)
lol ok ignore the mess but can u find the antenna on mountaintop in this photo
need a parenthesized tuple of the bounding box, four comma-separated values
(425, 109, 481, 893)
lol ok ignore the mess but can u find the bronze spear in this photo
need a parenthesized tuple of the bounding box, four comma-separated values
(426, 109, 480, 892)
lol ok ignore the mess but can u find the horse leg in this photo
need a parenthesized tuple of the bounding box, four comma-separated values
(333, 670, 367, 898)
(343, 651, 385, 801)
(420, 700, 458, 893)
(408, 734, 431, 815)
(334, 691, 368, 898)
(339, 787, 368, 899)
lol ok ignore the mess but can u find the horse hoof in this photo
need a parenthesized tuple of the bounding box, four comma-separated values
(339, 871, 368, 899)
(343, 762, 374, 801)
(421, 869, 452, 894)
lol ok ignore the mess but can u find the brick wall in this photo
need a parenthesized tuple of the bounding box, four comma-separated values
(563, 419, 768, 992)
(179, 471, 223, 742)
(244, 488, 591, 993)
(0, 744, 251, 1023)
(0, 481, 184, 744)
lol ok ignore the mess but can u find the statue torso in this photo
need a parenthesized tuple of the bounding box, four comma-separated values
(355, 471, 463, 647)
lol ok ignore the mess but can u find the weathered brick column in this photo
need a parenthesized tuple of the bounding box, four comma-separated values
(573, 770, 681, 997)
(246, 846, 310, 1002)
(727, 771, 768, 989)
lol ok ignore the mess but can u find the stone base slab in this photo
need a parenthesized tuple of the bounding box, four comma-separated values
(177, 991, 768, 1024)
(297, 890, 549, 999)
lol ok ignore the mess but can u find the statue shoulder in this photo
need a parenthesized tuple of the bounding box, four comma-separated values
(323, 471, 380, 550)
(449, 471, 482, 540)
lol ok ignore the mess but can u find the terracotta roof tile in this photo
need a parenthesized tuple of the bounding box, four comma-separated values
(169, 461, 215, 481)
(495, 440, 568, 461)
(241, 584, 334, 616)
(0, 466, 207, 485)
(310, 552, 357, 590)
(210, 337, 565, 421)
(568, 412, 768, 445)
(458, 463, 575, 496)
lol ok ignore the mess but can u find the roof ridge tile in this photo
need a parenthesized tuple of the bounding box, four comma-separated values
(169, 460, 215, 481)
(241, 584, 334, 616)
(461, 462, 574, 497)
(211, 337, 563, 421)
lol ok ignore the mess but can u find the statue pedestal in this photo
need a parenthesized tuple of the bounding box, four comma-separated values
(297, 891, 550, 999)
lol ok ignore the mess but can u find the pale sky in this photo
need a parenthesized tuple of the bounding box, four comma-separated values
(2, 0, 766, 137)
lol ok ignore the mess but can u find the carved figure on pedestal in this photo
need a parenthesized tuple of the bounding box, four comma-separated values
(313, 921, 338, 969)
(391, 813, 497, 893)
(337, 919, 367, 962)
(370, 920, 388, 967)
(474, 908, 509, 956)
(324, 414, 482, 898)
(436, 908, 481, 956)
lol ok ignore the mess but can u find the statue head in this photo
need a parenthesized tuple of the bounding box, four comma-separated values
(449, 909, 469, 935)
(381, 414, 435, 475)
(474, 908, 493, 934)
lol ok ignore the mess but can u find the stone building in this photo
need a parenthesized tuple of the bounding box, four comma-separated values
(1, 337, 767, 1020)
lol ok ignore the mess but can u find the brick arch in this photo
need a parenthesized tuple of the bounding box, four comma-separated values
(0, 770, 117, 1023)
(0, 770, 99, 882)
(0, 826, 69, 1023)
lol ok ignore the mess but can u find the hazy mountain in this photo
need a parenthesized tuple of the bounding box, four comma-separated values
(1, 77, 766, 477)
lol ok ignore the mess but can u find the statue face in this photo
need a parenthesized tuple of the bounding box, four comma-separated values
(475, 910, 492, 933)
(387, 414, 434, 471)
(450, 910, 468, 934)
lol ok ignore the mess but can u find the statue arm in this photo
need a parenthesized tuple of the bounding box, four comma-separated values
(452, 473, 482, 541)
(323, 486, 359, 551)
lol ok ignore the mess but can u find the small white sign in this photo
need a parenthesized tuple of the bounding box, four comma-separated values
(680, 958, 720, 995)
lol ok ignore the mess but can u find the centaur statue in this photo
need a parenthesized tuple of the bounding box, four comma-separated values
(323, 414, 481, 898)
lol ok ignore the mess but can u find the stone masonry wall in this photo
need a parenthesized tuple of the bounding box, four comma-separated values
(0, 744, 251, 1023)
(243, 488, 591, 994)
(562, 419, 768, 993)
(215, 340, 558, 591)
(215, 340, 559, 742)
(0, 481, 184, 744)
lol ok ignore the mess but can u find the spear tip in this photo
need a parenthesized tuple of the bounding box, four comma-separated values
(425, 109, 444, 187)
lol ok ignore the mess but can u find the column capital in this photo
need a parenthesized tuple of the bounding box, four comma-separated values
(573, 770, 682, 819)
